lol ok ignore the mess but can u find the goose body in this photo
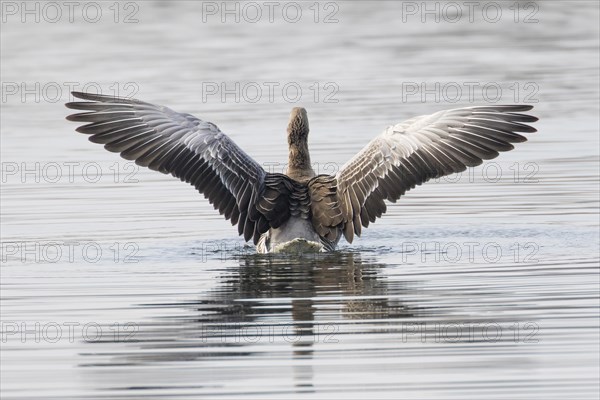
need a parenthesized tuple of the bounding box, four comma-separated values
(258, 219, 326, 253)
(66, 92, 537, 253)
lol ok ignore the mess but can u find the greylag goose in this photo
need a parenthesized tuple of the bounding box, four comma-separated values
(65, 92, 537, 253)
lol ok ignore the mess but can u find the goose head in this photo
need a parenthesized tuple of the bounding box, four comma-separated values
(287, 107, 309, 146)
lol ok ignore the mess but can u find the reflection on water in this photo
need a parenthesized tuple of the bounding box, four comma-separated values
(64, 243, 598, 398)
(91, 253, 401, 364)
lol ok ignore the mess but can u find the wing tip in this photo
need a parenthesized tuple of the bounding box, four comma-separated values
(70, 91, 102, 101)
(69, 91, 138, 104)
(515, 104, 534, 112)
(480, 104, 534, 111)
(65, 111, 82, 121)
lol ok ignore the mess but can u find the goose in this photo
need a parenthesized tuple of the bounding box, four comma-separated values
(65, 92, 537, 253)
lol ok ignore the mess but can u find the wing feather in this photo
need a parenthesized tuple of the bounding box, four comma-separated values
(66, 91, 300, 244)
(334, 105, 537, 242)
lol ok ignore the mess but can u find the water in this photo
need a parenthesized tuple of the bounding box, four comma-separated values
(1, 1, 599, 398)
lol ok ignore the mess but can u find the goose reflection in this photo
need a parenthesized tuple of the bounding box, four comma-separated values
(199, 252, 416, 388)
(88, 253, 417, 390)
(190, 252, 415, 348)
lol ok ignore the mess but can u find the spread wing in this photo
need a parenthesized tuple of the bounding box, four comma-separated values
(65, 91, 304, 244)
(334, 105, 538, 242)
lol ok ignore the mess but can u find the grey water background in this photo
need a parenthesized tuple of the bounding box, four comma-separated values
(1, 1, 599, 398)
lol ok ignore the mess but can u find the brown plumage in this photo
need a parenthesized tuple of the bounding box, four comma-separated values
(65, 92, 537, 253)
(286, 107, 315, 182)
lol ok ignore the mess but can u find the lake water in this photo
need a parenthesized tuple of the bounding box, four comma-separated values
(1, 1, 599, 398)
